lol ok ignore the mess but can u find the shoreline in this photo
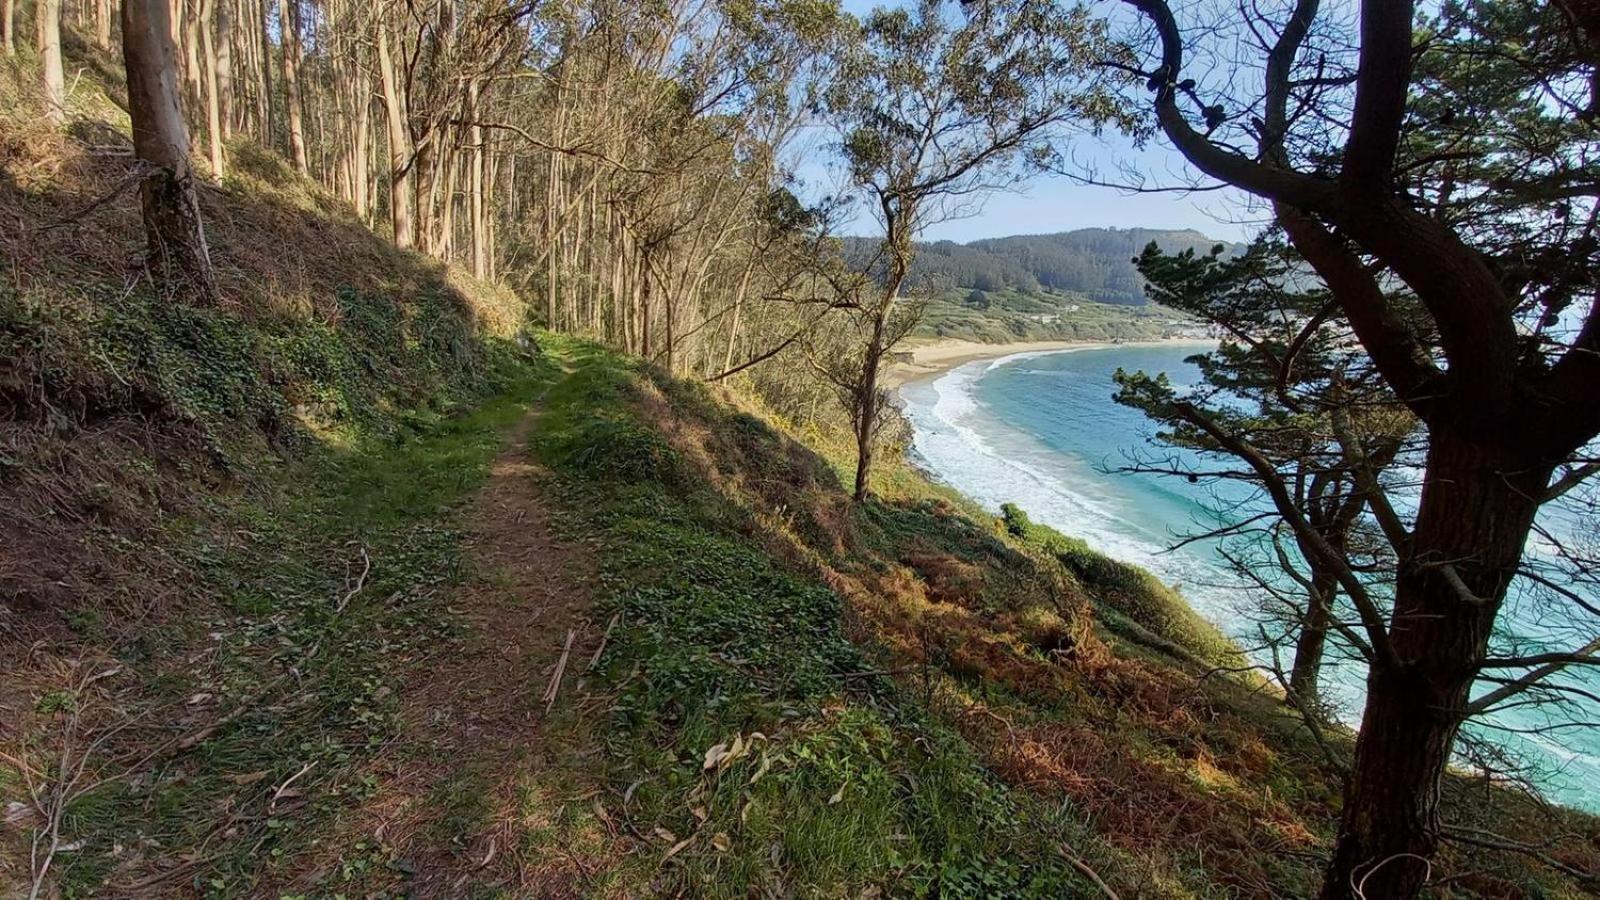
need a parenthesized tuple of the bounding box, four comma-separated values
(882, 336, 1215, 391)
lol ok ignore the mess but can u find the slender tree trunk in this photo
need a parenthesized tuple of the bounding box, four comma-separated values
(350, 80, 370, 216)
(852, 328, 884, 503)
(722, 259, 757, 372)
(199, 0, 224, 177)
(123, 0, 216, 300)
(281, 0, 307, 174)
(257, 0, 272, 138)
(640, 246, 653, 358)
(437, 139, 458, 260)
(376, 24, 412, 247)
(3, 0, 15, 55)
(1288, 565, 1337, 707)
(214, 0, 232, 136)
(1319, 434, 1552, 899)
(468, 80, 487, 278)
(182, 0, 203, 116)
(95, 0, 112, 49)
(39, 0, 65, 125)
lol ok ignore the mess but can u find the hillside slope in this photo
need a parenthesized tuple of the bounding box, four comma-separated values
(2, 52, 1597, 900)
(850, 227, 1241, 305)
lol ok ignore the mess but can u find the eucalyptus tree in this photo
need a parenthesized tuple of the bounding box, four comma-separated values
(124, 0, 216, 300)
(819, 0, 1120, 501)
(39, 0, 65, 124)
(1111, 0, 1600, 895)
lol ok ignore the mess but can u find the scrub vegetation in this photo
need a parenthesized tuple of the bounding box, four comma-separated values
(4, 1, 1600, 898)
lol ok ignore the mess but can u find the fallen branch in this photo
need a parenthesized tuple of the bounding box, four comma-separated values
(1058, 845, 1120, 899)
(543, 629, 577, 714)
(336, 544, 372, 613)
(31, 162, 157, 234)
(585, 615, 619, 674)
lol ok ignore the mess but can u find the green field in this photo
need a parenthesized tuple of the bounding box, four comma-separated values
(915, 287, 1207, 344)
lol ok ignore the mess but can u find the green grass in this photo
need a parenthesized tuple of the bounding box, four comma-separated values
(41, 348, 559, 897)
(916, 288, 1197, 344)
(526, 342, 1119, 898)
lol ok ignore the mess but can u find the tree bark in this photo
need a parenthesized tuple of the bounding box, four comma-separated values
(38, 0, 65, 125)
(1288, 566, 1336, 706)
(852, 357, 879, 502)
(3, 0, 15, 55)
(376, 24, 412, 247)
(123, 0, 216, 300)
(95, 0, 112, 50)
(256, 0, 272, 137)
(213, 0, 233, 135)
(199, 0, 224, 177)
(281, 0, 308, 174)
(468, 79, 487, 278)
(1319, 433, 1552, 899)
(181, 0, 203, 117)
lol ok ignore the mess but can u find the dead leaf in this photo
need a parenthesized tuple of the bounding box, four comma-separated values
(828, 784, 845, 805)
(703, 742, 728, 771)
(712, 832, 732, 852)
(663, 835, 695, 860)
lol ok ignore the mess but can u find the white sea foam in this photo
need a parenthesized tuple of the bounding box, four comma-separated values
(905, 355, 1248, 625)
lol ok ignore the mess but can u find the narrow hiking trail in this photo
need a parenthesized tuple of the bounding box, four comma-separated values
(328, 389, 622, 896)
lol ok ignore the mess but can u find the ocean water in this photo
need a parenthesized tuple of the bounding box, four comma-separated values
(899, 343, 1600, 810)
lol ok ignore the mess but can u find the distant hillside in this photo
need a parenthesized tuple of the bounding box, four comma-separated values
(849, 228, 1242, 305)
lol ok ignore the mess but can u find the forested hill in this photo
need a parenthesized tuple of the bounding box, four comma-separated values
(848, 228, 1242, 305)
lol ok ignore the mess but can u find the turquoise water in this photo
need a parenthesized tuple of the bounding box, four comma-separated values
(899, 343, 1600, 810)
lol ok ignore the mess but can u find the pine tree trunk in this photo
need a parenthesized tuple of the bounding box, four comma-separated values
(1288, 565, 1336, 707)
(123, 0, 216, 300)
(1319, 433, 1552, 899)
(38, 0, 65, 124)
(281, 0, 307, 173)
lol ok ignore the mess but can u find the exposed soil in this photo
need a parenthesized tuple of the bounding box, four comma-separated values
(329, 403, 612, 897)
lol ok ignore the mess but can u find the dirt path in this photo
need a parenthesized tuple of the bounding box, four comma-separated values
(341, 401, 613, 896)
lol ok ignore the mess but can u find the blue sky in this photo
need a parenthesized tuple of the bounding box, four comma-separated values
(825, 0, 1259, 244)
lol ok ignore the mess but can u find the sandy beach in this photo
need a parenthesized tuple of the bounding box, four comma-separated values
(882, 337, 1213, 390)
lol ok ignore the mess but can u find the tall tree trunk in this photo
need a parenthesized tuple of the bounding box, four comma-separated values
(281, 0, 307, 174)
(199, 0, 224, 177)
(375, 24, 412, 247)
(722, 259, 757, 372)
(468, 80, 487, 278)
(349, 78, 370, 216)
(38, 0, 65, 125)
(95, 0, 112, 49)
(1319, 434, 1552, 899)
(181, 0, 203, 117)
(852, 332, 883, 503)
(213, 0, 233, 136)
(256, 0, 272, 137)
(123, 0, 216, 300)
(3, 0, 15, 55)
